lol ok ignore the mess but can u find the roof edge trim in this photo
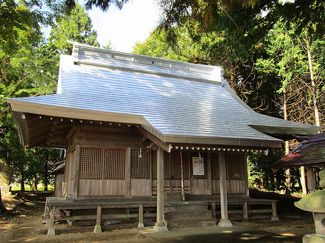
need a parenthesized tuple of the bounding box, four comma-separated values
(68, 41, 222, 73)
(162, 134, 283, 148)
(249, 124, 322, 136)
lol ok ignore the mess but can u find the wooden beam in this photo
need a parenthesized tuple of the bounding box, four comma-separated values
(138, 127, 171, 153)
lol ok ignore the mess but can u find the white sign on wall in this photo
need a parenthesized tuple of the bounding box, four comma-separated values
(192, 157, 204, 175)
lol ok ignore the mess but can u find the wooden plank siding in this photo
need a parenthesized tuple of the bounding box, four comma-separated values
(78, 179, 125, 196)
(62, 124, 249, 198)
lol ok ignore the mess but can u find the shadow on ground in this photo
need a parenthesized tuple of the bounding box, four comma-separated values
(140, 225, 297, 243)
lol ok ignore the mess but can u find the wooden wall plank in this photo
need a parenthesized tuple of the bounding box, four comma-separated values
(131, 179, 151, 196)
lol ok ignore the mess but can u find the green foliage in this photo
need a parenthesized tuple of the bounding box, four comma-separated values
(248, 151, 285, 191)
(255, 19, 325, 128)
(0, 0, 41, 54)
(0, 2, 60, 190)
(49, 2, 99, 54)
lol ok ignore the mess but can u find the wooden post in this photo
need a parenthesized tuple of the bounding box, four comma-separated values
(153, 147, 168, 231)
(271, 202, 279, 221)
(207, 153, 212, 195)
(306, 166, 316, 192)
(47, 206, 56, 236)
(94, 206, 102, 233)
(218, 152, 233, 227)
(138, 203, 144, 228)
(125, 147, 131, 197)
(242, 202, 249, 221)
(212, 202, 216, 218)
(72, 145, 80, 199)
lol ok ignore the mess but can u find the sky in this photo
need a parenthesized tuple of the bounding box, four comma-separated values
(87, 0, 161, 52)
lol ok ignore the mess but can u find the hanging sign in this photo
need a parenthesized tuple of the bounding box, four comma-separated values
(192, 157, 204, 175)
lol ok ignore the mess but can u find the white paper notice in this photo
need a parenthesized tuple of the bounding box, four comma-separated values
(192, 157, 204, 175)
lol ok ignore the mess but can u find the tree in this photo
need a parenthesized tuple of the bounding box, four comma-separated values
(254, 19, 325, 193)
(0, 2, 60, 197)
(49, 2, 99, 54)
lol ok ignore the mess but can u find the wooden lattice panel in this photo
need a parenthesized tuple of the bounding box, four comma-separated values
(80, 148, 125, 180)
(131, 149, 150, 179)
(103, 149, 125, 179)
(80, 148, 103, 179)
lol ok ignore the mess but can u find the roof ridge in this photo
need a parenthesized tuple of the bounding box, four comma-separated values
(68, 41, 224, 84)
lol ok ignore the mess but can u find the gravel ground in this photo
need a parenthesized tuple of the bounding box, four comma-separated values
(0, 191, 315, 242)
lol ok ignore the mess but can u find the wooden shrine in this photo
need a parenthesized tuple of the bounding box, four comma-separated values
(7, 41, 321, 235)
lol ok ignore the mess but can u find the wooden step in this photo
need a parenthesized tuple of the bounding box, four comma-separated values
(165, 210, 212, 220)
(165, 203, 208, 212)
(166, 218, 216, 228)
(164, 203, 215, 229)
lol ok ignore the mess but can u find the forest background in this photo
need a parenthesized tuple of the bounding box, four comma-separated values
(0, 0, 324, 212)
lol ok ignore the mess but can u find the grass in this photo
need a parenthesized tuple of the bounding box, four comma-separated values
(9, 184, 54, 192)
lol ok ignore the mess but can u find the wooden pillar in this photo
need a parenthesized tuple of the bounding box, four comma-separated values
(125, 147, 131, 197)
(271, 202, 279, 221)
(72, 145, 80, 199)
(153, 147, 168, 231)
(207, 153, 212, 195)
(306, 166, 316, 192)
(94, 206, 102, 233)
(218, 152, 233, 227)
(138, 203, 144, 228)
(47, 206, 56, 236)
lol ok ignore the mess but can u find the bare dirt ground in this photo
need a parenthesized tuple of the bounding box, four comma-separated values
(0, 190, 315, 243)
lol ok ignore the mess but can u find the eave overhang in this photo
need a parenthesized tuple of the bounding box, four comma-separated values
(8, 98, 285, 150)
(249, 124, 321, 137)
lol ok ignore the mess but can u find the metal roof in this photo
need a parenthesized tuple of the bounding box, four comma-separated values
(271, 134, 325, 169)
(7, 42, 321, 148)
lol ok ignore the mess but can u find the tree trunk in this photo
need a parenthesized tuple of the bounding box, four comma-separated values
(20, 165, 25, 192)
(305, 34, 321, 127)
(32, 175, 38, 191)
(0, 187, 8, 214)
(283, 89, 291, 194)
(301, 166, 307, 195)
(44, 161, 48, 191)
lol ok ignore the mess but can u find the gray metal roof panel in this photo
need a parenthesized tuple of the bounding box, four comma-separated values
(8, 43, 321, 146)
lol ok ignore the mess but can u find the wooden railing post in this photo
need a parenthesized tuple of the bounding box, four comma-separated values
(243, 202, 249, 221)
(271, 202, 279, 221)
(94, 206, 102, 233)
(212, 202, 216, 218)
(138, 203, 144, 228)
(47, 206, 56, 236)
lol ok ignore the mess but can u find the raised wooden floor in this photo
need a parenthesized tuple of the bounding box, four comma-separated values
(43, 195, 279, 236)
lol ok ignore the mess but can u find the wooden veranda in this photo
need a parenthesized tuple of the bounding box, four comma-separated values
(44, 194, 279, 235)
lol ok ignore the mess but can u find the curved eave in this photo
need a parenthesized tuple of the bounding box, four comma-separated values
(8, 99, 146, 125)
(249, 124, 321, 137)
(8, 99, 313, 150)
(7, 99, 149, 147)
